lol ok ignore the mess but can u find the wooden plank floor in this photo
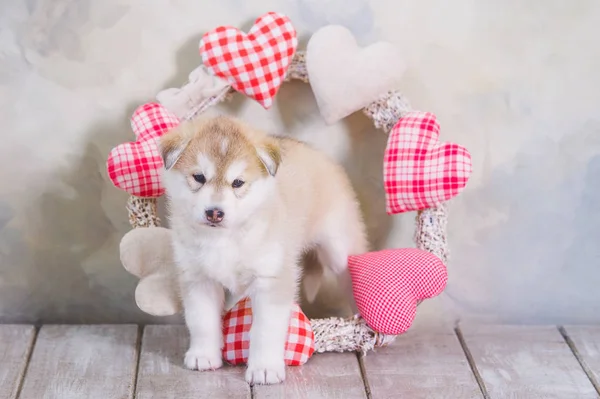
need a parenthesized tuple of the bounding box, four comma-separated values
(362, 326, 481, 398)
(18, 325, 139, 399)
(1, 324, 599, 399)
(459, 325, 598, 399)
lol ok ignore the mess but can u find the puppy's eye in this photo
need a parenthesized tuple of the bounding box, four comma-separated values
(232, 179, 245, 188)
(193, 174, 206, 184)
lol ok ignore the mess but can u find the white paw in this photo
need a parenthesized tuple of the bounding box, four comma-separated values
(245, 361, 286, 385)
(184, 347, 223, 371)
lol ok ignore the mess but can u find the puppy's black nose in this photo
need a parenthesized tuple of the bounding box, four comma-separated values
(205, 208, 225, 224)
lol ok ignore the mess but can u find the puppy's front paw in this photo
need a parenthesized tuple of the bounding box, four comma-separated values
(245, 361, 286, 385)
(184, 347, 223, 371)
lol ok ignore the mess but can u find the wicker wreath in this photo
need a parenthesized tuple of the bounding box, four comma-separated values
(108, 14, 472, 361)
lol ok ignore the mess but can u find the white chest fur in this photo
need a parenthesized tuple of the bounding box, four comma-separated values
(172, 223, 284, 296)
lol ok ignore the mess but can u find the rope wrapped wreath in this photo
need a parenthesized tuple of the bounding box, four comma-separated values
(107, 12, 471, 362)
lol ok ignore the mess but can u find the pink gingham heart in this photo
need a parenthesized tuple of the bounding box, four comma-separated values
(199, 12, 298, 109)
(348, 248, 447, 335)
(222, 297, 314, 366)
(384, 111, 472, 214)
(106, 103, 179, 197)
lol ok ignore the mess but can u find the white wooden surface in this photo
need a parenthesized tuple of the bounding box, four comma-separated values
(136, 325, 250, 399)
(459, 324, 598, 399)
(253, 352, 367, 399)
(362, 326, 483, 399)
(562, 326, 600, 394)
(0, 325, 35, 399)
(4, 323, 600, 398)
(18, 325, 139, 399)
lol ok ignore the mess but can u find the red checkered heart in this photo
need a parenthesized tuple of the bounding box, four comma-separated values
(199, 12, 298, 109)
(222, 297, 314, 366)
(106, 103, 179, 197)
(348, 248, 447, 335)
(384, 111, 472, 214)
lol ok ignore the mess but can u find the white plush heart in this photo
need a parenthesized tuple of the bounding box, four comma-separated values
(135, 273, 181, 316)
(306, 25, 407, 124)
(156, 65, 229, 120)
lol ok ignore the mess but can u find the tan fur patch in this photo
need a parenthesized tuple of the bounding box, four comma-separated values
(159, 116, 281, 194)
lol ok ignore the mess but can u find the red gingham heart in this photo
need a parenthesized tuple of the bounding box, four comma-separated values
(384, 111, 472, 214)
(199, 12, 298, 109)
(348, 248, 448, 335)
(106, 103, 179, 197)
(222, 297, 314, 366)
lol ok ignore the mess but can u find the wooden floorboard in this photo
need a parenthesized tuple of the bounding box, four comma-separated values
(5, 323, 600, 398)
(18, 325, 139, 399)
(253, 352, 367, 399)
(459, 324, 598, 399)
(136, 325, 250, 399)
(361, 326, 482, 399)
(0, 325, 36, 399)
(561, 326, 600, 395)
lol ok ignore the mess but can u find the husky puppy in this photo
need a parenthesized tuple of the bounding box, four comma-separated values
(159, 116, 367, 385)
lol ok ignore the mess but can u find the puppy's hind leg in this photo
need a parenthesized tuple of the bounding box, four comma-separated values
(315, 202, 368, 273)
(314, 207, 368, 315)
(300, 251, 324, 304)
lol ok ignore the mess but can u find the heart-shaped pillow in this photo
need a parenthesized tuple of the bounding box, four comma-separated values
(306, 25, 406, 124)
(156, 65, 229, 120)
(348, 248, 447, 335)
(199, 12, 298, 109)
(106, 103, 179, 197)
(384, 111, 472, 214)
(222, 297, 314, 366)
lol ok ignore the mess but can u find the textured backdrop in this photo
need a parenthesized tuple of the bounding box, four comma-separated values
(1, 0, 599, 324)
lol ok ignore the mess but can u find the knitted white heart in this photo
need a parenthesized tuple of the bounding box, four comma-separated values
(306, 25, 407, 124)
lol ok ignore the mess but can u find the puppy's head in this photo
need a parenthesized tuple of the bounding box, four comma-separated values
(159, 116, 281, 230)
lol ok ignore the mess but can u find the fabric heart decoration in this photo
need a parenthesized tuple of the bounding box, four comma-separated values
(348, 248, 447, 335)
(199, 12, 298, 109)
(306, 25, 406, 124)
(106, 103, 179, 197)
(120, 227, 181, 316)
(156, 65, 229, 120)
(222, 297, 314, 366)
(384, 111, 472, 214)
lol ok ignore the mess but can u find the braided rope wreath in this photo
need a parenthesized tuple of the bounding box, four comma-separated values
(107, 12, 471, 365)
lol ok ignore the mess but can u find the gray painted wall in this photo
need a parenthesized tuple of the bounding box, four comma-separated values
(1, 0, 598, 324)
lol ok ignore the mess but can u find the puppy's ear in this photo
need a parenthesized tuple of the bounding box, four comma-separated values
(159, 128, 191, 170)
(255, 139, 281, 177)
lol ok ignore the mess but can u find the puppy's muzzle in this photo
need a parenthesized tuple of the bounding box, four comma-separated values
(205, 208, 225, 224)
